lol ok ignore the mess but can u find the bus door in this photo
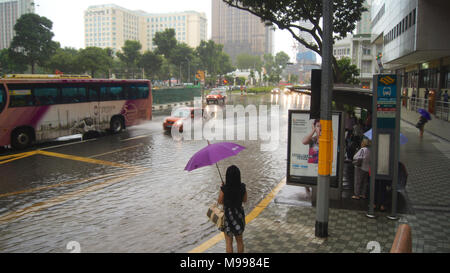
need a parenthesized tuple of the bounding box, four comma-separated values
(88, 85, 101, 131)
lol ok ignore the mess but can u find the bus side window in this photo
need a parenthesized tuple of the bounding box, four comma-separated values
(110, 86, 125, 100)
(128, 85, 138, 100)
(137, 85, 149, 99)
(7, 87, 34, 107)
(101, 87, 110, 101)
(88, 86, 99, 102)
(61, 87, 87, 104)
(34, 87, 59, 105)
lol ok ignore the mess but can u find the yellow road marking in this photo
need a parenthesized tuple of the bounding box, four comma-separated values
(37, 150, 133, 169)
(189, 178, 286, 253)
(120, 134, 151, 142)
(0, 151, 38, 165)
(0, 171, 144, 224)
(89, 144, 144, 158)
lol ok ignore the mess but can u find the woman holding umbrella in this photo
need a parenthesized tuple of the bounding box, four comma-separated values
(416, 108, 431, 138)
(218, 165, 247, 253)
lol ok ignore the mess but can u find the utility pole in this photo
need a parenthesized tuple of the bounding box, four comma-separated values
(316, 0, 333, 238)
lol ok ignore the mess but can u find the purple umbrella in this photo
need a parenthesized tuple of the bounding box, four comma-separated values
(418, 108, 431, 120)
(184, 142, 246, 183)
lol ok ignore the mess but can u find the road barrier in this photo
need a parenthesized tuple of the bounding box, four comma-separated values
(390, 224, 412, 253)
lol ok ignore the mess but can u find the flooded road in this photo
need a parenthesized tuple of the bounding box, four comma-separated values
(0, 92, 310, 253)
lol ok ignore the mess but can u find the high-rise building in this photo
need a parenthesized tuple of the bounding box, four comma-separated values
(211, 0, 273, 63)
(0, 0, 35, 49)
(84, 4, 207, 53)
(371, 0, 450, 99)
(357, 0, 373, 35)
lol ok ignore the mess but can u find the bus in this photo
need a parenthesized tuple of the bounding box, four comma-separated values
(0, 75, 152, 149)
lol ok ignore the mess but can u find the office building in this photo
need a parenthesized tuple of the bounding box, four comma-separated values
(0, 0, 35, 49)
(211, 0, 273, 63)
(371, 0, 450, 99)
(84, 4, 207, 53)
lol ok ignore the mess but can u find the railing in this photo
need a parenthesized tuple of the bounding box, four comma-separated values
(403, 97, 449, 121)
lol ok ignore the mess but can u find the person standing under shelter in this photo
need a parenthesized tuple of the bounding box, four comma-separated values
(352, 138, 371, 200)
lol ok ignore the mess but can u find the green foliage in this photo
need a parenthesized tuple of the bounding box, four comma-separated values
(222, 0, 367, 79)
(247, 86, 274, 93)
(262, 51, 290, 85)
(46, 47, 83, 74)
(236, 54, 262, 70)
(335, 57, 360, 84)
(139, 51, 163, 80)
(195, 40, 234, 85)
(222, 0, 366, 56)
(153, 29, 178, 57)
(78, 47, 114, 78)
(9, 13, 59, 74)
(117, 40, 143, 77)
(0, 48, 27, 74)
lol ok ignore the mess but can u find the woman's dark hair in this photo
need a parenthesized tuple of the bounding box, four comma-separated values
(222, 165, 244, 208)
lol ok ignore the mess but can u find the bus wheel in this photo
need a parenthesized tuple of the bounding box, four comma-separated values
(11, 128, 33, 150)
(110, 116, 124, 134)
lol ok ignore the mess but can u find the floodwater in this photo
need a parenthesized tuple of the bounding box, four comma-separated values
(0, 92, 310, 253)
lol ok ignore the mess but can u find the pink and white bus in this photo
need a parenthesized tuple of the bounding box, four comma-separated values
(0, 75, 152, 149)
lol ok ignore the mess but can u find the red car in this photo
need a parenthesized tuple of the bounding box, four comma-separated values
(163, 107, 204, 132)
(206, 88, 226, 104)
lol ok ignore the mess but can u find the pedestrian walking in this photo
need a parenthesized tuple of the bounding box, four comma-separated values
(352, 138, 371, 200)
(444, 91, 449, 107)
(416, 115, 428, 138)
(218, 165, 248, 253)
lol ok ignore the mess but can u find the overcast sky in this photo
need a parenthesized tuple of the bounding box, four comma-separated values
(35, 0, 297, 62)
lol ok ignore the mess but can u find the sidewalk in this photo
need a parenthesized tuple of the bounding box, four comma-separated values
(202, 121, 450, 253)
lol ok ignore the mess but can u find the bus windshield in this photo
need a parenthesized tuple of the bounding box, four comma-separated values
(0, 86, 6, 114)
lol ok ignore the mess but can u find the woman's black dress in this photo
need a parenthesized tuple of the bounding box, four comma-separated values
(219, 183, 246, 236)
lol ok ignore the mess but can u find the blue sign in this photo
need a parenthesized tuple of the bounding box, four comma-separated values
(376, 75, 398, 129)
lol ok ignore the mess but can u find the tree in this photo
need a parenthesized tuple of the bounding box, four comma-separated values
(195, 40, 234, 86)
(78, 47, 113, 78)
(336, 57, 360, 84)
(0, 48, 27, 74)
(117, 40, 142, 78)
(46, 47, 83, 74)
(169, 43, 194, 83)
(222, 0, 367, 77)
(153, 29, 178, 85)
(262, 51, 290, 84)
(139, 50, 163, 80)
(153, 29, 178, 58)
(9, 13, 59, 74)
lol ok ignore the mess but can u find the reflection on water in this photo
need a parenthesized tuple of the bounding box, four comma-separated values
(0, 93, 310, 253)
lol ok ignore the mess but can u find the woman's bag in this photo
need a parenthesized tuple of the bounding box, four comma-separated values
(352, 148, 365, 167)
(207, 203, 224, 229)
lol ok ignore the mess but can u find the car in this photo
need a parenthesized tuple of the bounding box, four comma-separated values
(206, 88, 227, 104)
(271, 88, 281, 94)
(163, 107, 204, 132)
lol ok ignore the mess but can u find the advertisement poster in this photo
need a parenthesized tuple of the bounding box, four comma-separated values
(287, 111, 340, 186)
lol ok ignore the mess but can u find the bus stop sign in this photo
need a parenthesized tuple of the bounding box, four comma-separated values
(376, 75, 397, 129)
